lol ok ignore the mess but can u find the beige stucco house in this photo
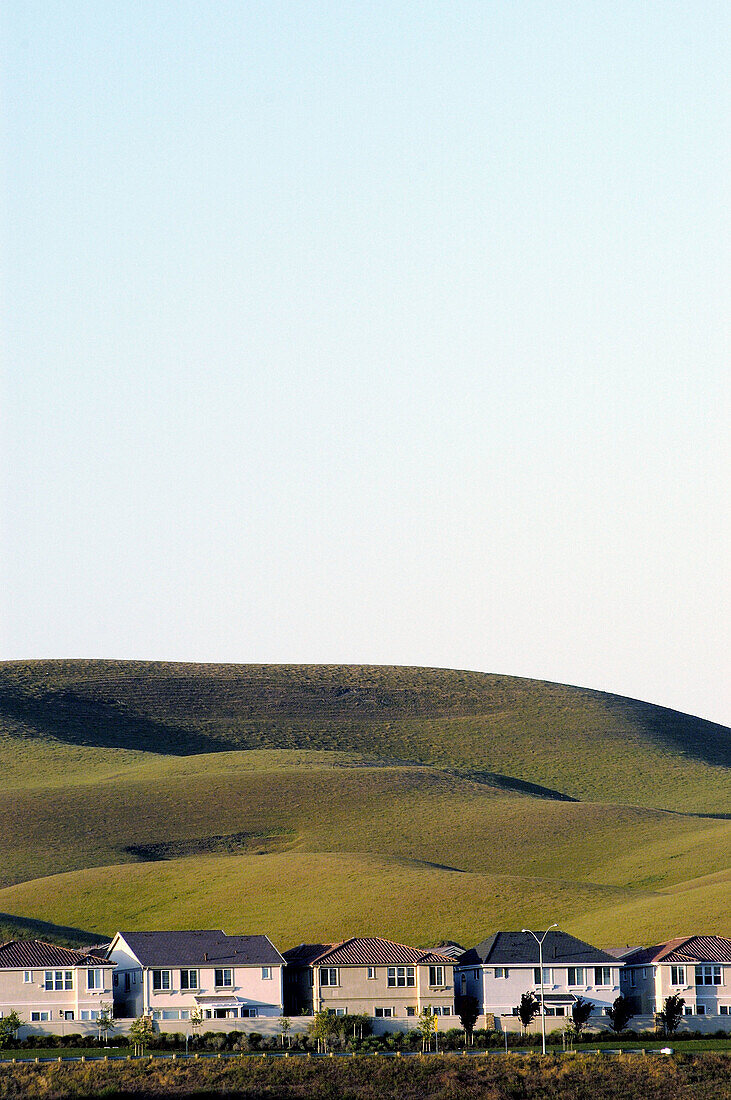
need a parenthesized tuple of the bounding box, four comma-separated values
(0, 940, 115, 1029)
(283, 937, 455, 1023)
(614, 935, 731, 1022)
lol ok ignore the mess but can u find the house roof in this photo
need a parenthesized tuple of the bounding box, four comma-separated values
(283, 937, 455, 968)
(458, 931, 618, 967)
(113, 931, 285, 967)
(0, 940, 112, 969)
(620, 936, 731, 966)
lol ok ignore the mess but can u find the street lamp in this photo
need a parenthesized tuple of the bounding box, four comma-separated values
(521, 924, 558, 1056)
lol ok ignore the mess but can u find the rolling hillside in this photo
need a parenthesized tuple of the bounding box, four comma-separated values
(0, 661, 728, 949)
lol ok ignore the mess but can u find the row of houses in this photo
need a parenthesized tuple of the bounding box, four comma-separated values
(1, 930, 730, 1034)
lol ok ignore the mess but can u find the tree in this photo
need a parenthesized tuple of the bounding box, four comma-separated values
(0, 1011, 22, 1047)
(97, 1002, 115, 1043)
(456, 994, 479, 1046)
(517, 992, 539, 1035)
(129, 1015, 154, 1056)
(310, 1009, 338, 1053)
(606, 995, 635, 1034)
(418, 1006, 436, 1052)
(279, 1015, 292, 1047)
(657, 994, 685, 1037)
(571, 996, 594, 1038)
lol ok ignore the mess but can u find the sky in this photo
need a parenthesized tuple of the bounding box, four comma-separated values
(1, 1, 729, 725)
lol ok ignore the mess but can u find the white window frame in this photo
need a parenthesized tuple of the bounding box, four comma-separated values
(23, 971, 33, 984)
(670, 966, 686, 986)
(152, 969, 172, 991)
(367, 966, 377, 980)
(534, 967, 552, 985)
(180, 969, 199, 990)
(429, 965, 445, 987)
(374, 1006, 393, 1017)
(494, 968, 508, 979)
(567, 967, 585, 987)
(214, 968, 233, 988)
(387, 966, 415, 987)
(594, 967, 611, 987)
(261, 966, 272, 980)
(87, 968, 103, 991)
(320, 968, 339, 986)
(695, 965, 722, 986)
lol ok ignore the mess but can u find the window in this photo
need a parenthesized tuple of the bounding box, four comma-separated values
(320, 968, 339, 986)
(162, 1010, 179, 1020)
(262, 967, 272, 980)
(684, 1005, 694, 1015)
(629, 970, 636, 988)
(45, 970, 73, 991)
(180, 1010, 190, 1020)
(31, 1011, 50, 1022)
(695, 966, 722, 986)
(406, 1006, 416, 1016)
(334, 1007, 346, 1016)
(80, 1010, 99, 1021)
(671, 966, 686, 986)
(474, 970, 479, 980)
(23, 971, 32, 984)
(555, 1006, 566, 1016)
(214, 969, 233, 988)
(152, 970, 171, 991)
(387, 966, 415, 987)
(62, 1011, 74, 1021)
(374, 1007, 393, 1017)
(433, 1006, 451, 1015)
(367, 967, 377, 980)
(494, 968, 508, 979)
(719, 1005, 729, 1015)
(567, 968, 585, 987)
(113, 973, 119, 987)
(87, 969, 103, 990)
(124, 974, 130, 992)
(429, 966, 445, 987)
(180, 969, 199, 990)
(534, 968, 552, 985)
(594, 967, 611, 986)
(241, 1007, 258, 1018)
(696, 1005, 706, 1015)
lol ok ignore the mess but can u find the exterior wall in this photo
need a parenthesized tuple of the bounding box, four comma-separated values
(622, 963, 731, 1018)
(456, 962, 622, 1022)
(312, 962, 455, 1022)
(108, 938, 283, 1022)
(0, 964, 115, 1025)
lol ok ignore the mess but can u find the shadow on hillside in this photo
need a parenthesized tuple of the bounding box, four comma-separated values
(0, 688, 218, 756)
(124, 830, 296, 862)
(456, 770, 580, 802)
(605, 696, 730, 770)
(0, 911, 106, 948)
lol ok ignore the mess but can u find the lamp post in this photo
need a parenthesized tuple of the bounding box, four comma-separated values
(521, 924, 558, 1056)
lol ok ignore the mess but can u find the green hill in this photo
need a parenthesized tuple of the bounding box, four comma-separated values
(0, 660, 728, 948)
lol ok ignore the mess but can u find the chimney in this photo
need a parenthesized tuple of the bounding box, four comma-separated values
(204, 952, 208, 961)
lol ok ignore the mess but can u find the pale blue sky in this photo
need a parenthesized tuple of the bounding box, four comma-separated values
(2, 1, 728, 723)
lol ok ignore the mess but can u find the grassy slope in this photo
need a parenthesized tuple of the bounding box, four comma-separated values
(0, 661, 728, 948)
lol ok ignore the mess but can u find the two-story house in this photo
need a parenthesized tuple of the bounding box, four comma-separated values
(614, 935, 731, 1021)
(0, 940, 115, 1028)
(456, 931, 623, 1028)
(107, 930, 285, 1021)
(283, 937, 456, 1025)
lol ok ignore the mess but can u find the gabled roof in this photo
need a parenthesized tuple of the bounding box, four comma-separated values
(458, 931, 618, 967)
(0, 940, 111, 969)
(113, 931, 284, 967)
(620, 936, 731, 966)
(284, 937, 455, 967)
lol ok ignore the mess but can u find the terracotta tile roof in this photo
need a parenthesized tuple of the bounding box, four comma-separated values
(0, 940, 111, 969)
(621, 936, 731, 966)
(287, 937, 455, 967)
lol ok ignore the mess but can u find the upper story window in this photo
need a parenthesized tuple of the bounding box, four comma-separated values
(23, 971, 33, 984)
(533, 968, 552, 985)
(671, 966, 686, 986)
(594, 967, 612, 987)
(387, 966, 415, 987)
(367, 967, 376, 980)
(45, 970, 73, 991)
(180, 970, 199, 990)
(320, 968, 339, 986)
(473, 969, 479, 980)
(629, 970, 636, 987)
(567, 968, 585, 987)
(214, 969, 233, 988)
(429, 966, 445, 987)
(695, 965, 722, 986)
(86, 969, 103, 990)
(261, 967, 272, 980)
(494, 968, 508, 979)
(152, 969, 171, 991)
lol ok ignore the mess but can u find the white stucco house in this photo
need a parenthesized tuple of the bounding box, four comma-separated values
(612, 935, 731, 1022)
(107, 930, 285, 1022)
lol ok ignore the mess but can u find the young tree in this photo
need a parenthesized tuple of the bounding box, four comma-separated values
(606, 995, 635, 1034)
(97, 1002, 115, 1043)
(571, 996, 594, 1039)
(418, 1006, 436, 1052)
(456, 994, 479, 1046)
(0, 1011, 23, 1047)
(657, 994, 685, 1037)
(517, 992, 540, 1035)
(129, 1015, 154, 1056)
(310, 1009, 337, 1053)
(279, 1015, 292, 1047)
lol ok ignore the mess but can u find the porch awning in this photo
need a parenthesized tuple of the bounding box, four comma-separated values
(194, 996, 244, 1009)
(536, 994, 575, 1005)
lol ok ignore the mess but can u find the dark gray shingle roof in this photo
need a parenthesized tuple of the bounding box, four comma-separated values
(115, 931, 284, 967)
(458, 931, 618, 967)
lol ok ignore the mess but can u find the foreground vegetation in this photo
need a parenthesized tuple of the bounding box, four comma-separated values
(0, 661, 728, 948)
(0, 1052, 728, 1099)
